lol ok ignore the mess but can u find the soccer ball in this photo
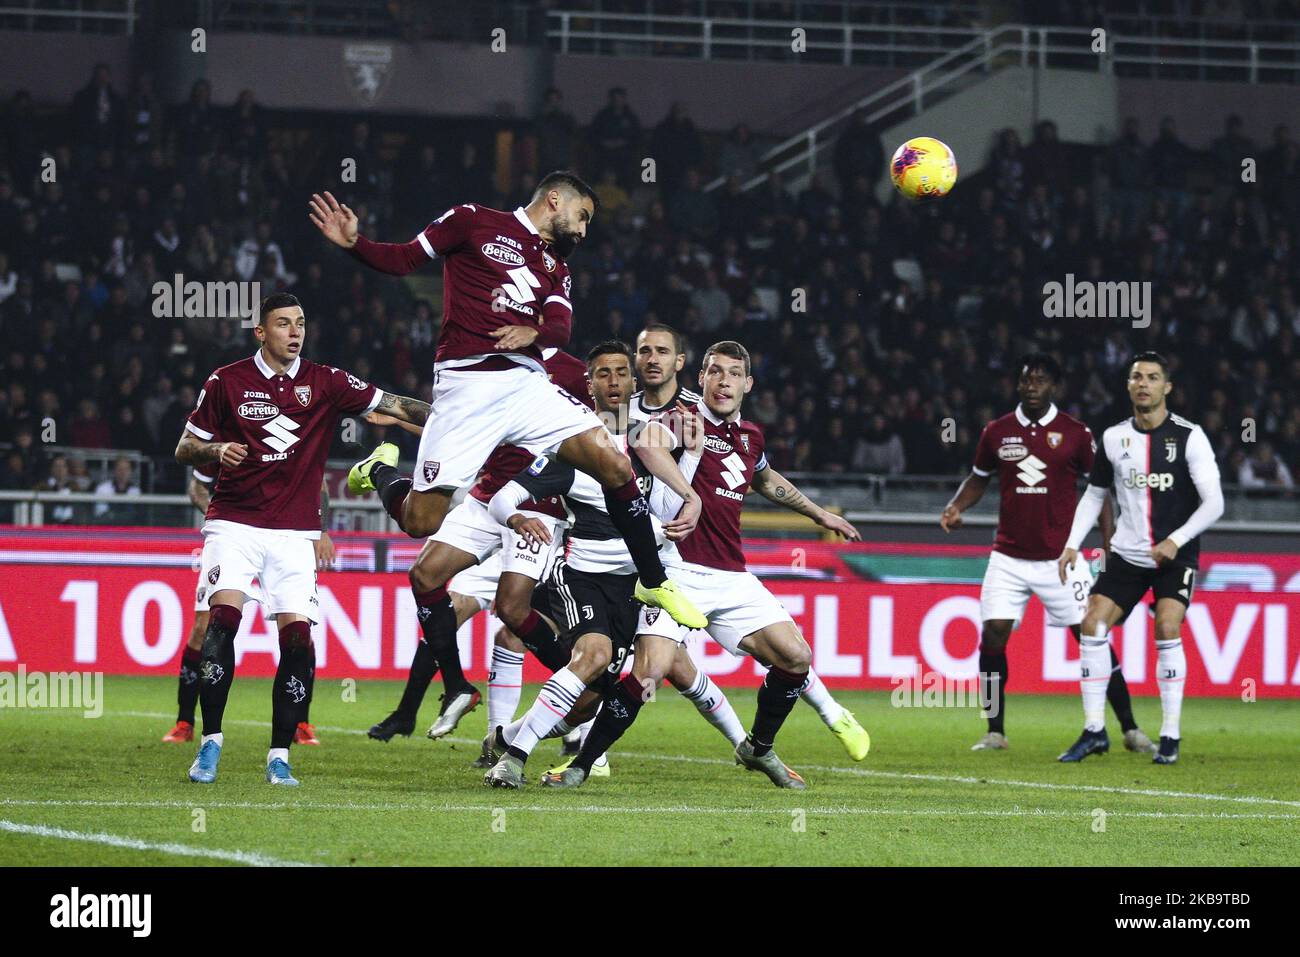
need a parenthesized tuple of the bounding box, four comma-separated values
(890, 136, 958, 201)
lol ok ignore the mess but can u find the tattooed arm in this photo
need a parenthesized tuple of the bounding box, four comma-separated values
(749, 465, 861, 541)
(175, 429, 247, 469)
(372, 391, 430, 428)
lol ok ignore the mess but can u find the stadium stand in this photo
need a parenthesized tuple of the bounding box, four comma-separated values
(0, 13, 1297, 527)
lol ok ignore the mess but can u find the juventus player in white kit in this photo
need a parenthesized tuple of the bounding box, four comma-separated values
(1057, 353, 1224, 765)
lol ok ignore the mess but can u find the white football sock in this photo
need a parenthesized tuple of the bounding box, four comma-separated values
(507, 667, 586, 758)
(1155, 639, 1186, 740)
(267, 747, 289, 765)
(201, 732, 223, 747)
(1080, 631, 1112, 733)
(504, 715, 574, 744)
(577, 715, 595, 748)
(800, 669, 846, 726)
(544, 719, 574, 741)
(487, 646, 525, 733)
(682, 670, 745, 746)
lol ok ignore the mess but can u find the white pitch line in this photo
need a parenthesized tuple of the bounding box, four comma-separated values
(0, 819, 312, 867)
(1, 799, 1296, 821)
(108, 710, 1300, 810)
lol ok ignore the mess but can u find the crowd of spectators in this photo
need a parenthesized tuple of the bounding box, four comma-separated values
(1, 65, 1298, 524)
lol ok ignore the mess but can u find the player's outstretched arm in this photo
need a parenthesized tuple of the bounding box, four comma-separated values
(309, 191, 427, 276)
(175, 430, 247, 469)
(371, 392, 430, 428)
(750, 466, 861, 541)
(364, 410, 423, 437)
(487, 456, 575, 547)
(940, 471, 990, 532)
(308, 191, 357, 248)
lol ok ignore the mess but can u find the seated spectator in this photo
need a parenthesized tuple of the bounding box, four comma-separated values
(94, 455, 142, 521)
(1238, 442, 1295, 489)
(852, 415, 906, 475)
(38, 454, 79, 525)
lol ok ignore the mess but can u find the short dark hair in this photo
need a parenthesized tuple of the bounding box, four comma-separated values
(534, 170, 600, 212)
(258, 292, 303, 325)
(1131, 350, 1170, 377)
(702, 340, 751, 376)
(1017, 352, 1062, 382)
(638, 322, 685, 355)
(586, 339, 634, 368)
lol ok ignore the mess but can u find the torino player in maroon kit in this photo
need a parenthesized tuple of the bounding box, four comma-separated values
(308, 173, 707, 668)
(940, 354, 1153, 754)
(364, 348, 593, 743)
(176, 293, 430, 786)
(544, 341, 863, 791)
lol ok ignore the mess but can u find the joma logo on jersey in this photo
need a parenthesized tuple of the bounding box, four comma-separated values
(1124, 469, 1174, 491)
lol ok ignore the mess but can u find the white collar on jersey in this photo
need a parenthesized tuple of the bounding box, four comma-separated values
(1015, 402, 1058, 427)
(513, 207, 540, 236)
(697, 399, 740, 426)
(254, 349, 300, 379)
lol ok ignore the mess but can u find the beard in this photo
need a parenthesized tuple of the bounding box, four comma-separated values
(549, 216, 582, 258)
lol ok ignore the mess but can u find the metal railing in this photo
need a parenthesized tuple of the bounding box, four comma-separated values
(548, 10, 984, 65)
(1103, 11, 1300, 46)
(0, 0, 136, 34)
(2, 479, 1295, 533)
(699, 22, 1300, 192)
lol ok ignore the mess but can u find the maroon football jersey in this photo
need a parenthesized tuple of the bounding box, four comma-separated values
(661, 401, 768, 573)
(187, 351, 382, 532)
(415, 204, 572, 367)
(972, 404, 1095, 560)
(468, 349, 593, 521)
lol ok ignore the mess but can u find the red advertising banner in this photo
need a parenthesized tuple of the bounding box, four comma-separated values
(2, 564, 1296, 697)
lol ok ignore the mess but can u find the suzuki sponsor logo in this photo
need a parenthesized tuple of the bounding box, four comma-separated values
(719, 451, 748, 490)
(262, 415, 302, 453)
(1016, 454, 1047, 489)
(1125, 469, 1174, 491)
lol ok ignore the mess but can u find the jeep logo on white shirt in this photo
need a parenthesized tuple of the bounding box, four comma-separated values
(1124, 469, 1174, 491)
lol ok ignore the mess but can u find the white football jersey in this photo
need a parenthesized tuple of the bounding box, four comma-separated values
(1089, 412, 1221, 568)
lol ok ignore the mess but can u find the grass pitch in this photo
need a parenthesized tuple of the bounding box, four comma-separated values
(2, 676, 1297, 866)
